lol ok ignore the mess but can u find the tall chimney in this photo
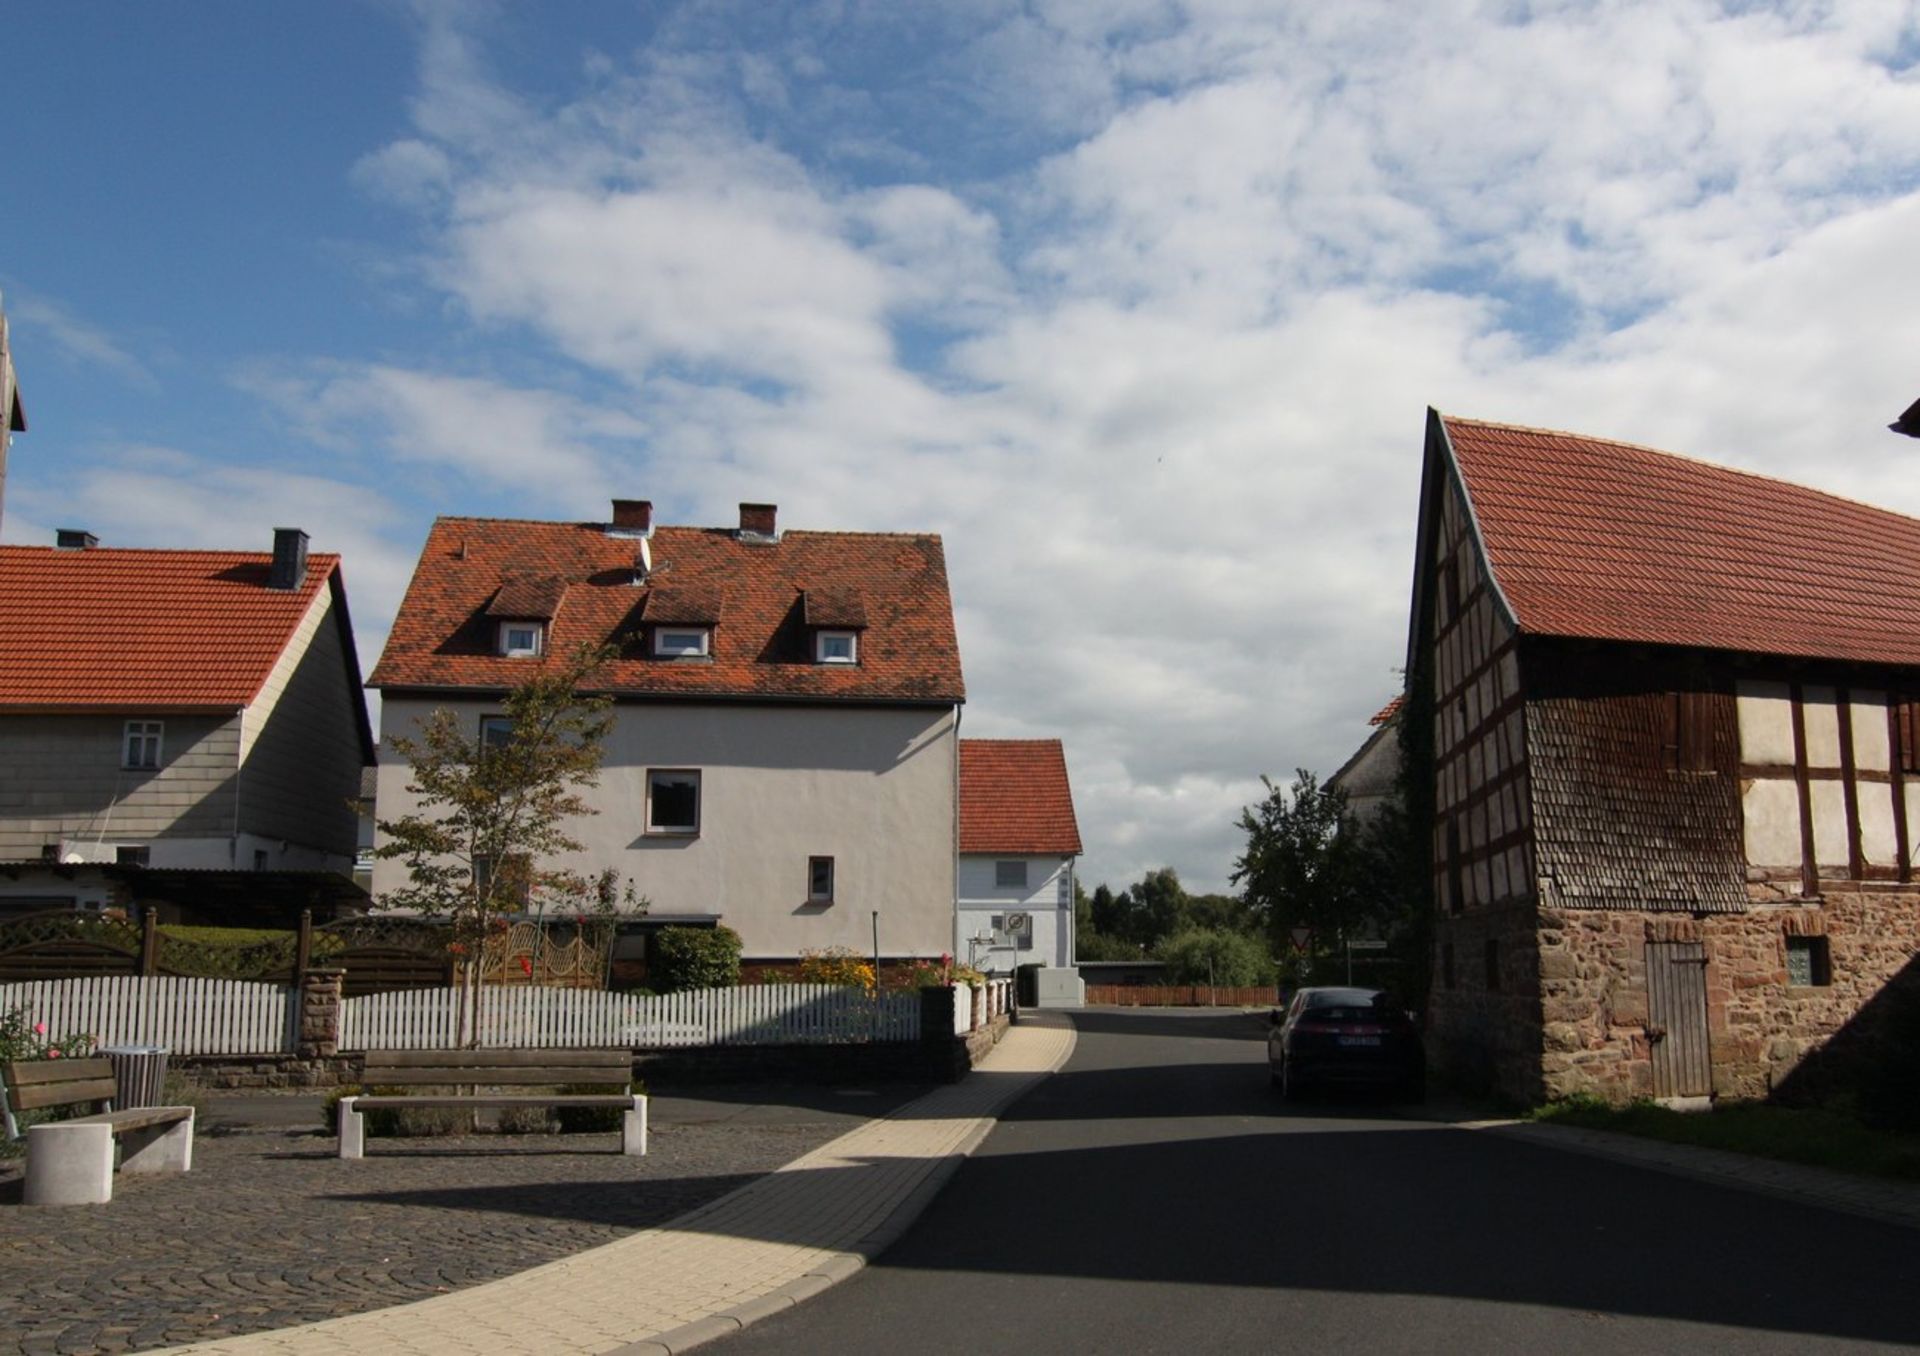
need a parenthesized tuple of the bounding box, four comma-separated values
(611, 499, 653, 535)
(738, 503, 778, 539)
(55, 529, 97, 550)
(269, 527, 310, 590)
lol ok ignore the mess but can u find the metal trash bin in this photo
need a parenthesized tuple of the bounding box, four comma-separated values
(101, 1045, 170, 1110)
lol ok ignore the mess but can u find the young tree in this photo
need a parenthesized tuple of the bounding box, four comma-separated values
(1231, 769, 1372, 975)
(375, 642, 617, 1045)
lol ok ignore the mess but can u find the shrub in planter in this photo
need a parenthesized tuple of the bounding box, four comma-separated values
(651, 925, 743, 993)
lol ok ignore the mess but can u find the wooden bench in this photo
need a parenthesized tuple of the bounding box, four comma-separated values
(338, 1049, 646, 1159)
(1, 1057, 195, 1206)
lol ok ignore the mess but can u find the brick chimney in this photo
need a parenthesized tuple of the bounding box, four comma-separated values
(269, 527, 309, 590)
(55, 529, 97, 550)
(738, 503, 778, 540)
(611, 499, 653, 535)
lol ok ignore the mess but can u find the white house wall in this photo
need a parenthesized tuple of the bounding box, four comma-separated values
(956, 853, 1073, 970)
(376, 698, 958, 959)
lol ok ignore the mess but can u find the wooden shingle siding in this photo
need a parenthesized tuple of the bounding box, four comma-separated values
(1524, 643, 1745, 913)
(237, 588, 363, 855)
(0, 714, 240, 857)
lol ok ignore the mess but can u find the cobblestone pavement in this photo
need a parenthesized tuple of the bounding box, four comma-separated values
(0, 1091, 915, 1356)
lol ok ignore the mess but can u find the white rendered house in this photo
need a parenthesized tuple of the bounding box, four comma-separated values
(956, 739, 1082, 973)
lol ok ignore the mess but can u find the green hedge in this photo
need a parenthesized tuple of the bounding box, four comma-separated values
(650, 925, 743, 993)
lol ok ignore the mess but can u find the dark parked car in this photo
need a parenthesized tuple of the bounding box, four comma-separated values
(1268, 986, 1424, 1102)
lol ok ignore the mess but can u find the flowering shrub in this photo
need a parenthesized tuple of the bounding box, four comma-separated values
(798, 946, 876, 991)
(0, 1005, 97, 1063)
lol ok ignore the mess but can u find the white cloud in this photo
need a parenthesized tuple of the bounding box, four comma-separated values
(6, 293, 157, 389)
(331, 0, 1920, 891)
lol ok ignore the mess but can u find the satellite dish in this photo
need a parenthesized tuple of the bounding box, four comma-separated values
(634, 537, 652, 584)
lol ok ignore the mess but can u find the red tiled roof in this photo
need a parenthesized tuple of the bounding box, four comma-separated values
(0, 547, 342, 709)
(1368, 695, 1404, 726)
(1441, 415, 1920, 667)
(959, 739, 1081, 855)
(370, 517, 965, 703)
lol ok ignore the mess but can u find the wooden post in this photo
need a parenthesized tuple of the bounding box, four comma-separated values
(293, 909, 313, 983)
(140, 909, 159, 976)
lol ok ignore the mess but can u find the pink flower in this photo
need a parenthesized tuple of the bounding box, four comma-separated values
(46, 1047, 61, 1059)
(32, 1022, 46, 1035)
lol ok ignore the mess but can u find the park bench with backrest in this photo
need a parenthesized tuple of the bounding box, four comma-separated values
(338, 1048, 646, 1158)
(1, 1057, 195, 1205)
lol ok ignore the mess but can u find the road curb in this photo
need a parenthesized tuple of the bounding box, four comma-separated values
(621, 1020, 1076, 1355)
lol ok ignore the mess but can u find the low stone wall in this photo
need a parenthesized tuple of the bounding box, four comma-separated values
(178, 1016, 1017, 1091)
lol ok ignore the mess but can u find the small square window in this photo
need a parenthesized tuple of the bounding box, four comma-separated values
(647, 769, 700, 835)
(253, 849, 270, 871)
(123, 720, 163, 770)
(479, 716, 515, 750)
(654, 628, 711, 659)
(995, 860, 1028, 889)
(808, 856, 835, 903)
(1787, 935, 1831, 987)
(499, 622, 543, 658)
(115, 845, 150, 867)
(815, 630, 858, 664)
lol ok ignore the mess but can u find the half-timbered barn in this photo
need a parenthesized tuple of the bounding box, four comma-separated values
(1410, 409, 1920, 1106)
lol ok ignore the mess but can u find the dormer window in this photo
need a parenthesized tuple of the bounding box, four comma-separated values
(654, 627, 711, 659)
(499, 622, 544, 658)
(815, 630, 859, 664)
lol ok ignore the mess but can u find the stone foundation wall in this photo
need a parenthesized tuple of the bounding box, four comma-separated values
(1538, 888, 1920, 1105)
(1427, 902, 1544, 1106)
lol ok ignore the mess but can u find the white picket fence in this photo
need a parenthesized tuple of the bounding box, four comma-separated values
(0, 976, 296, 1056)
(339, 982, 923, 1050)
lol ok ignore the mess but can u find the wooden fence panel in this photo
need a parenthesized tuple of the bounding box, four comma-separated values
(1085, 984, 1280, 1008)
(0, 976, 296, 1055)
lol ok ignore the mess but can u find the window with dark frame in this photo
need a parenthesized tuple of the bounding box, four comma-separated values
(1665, 689, 1715, 773)
(995, 859, 1028, 889)
(1897, 696, 1920, 774)
(808, 856, 834, 903)
(123, 720, 162, 770)
(1786, 935, 1832, 987)
(115, 845, 150, 867)
(479, 715, 515, 750)
(647, 770, 701, 834)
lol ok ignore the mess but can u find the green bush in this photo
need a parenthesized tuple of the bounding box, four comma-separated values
(1154, 927, 1278, 987)
(1076, 931, 1142, 962)
(650, 925, 743, 993)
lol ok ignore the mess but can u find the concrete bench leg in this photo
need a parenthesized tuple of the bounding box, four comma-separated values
(120, 1111, 195, 1176)
(622, 1096, 648, 1156)
(338, 1097, 365, 1160)
(25, 1122, 115, 1206)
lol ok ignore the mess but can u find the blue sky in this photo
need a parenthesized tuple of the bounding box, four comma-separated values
(7, 0, 1920, 893)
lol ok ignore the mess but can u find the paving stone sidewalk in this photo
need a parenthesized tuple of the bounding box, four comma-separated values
(0, 1085, 924, 1356)
(164, 1017, 1078, 1356)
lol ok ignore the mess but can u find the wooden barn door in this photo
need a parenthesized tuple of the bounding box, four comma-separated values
(1647, 941, 1711, 1098)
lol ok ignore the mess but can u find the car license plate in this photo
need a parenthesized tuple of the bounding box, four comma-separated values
(1338, 1036, 1381, 1047)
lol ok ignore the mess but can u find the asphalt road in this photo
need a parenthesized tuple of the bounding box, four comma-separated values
(714, 1007, 1920, 1355)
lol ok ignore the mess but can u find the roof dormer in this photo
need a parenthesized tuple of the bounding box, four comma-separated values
(486, 575, 566, 658)
(802, 587, 866, 665)
(643, 584, 723, 660)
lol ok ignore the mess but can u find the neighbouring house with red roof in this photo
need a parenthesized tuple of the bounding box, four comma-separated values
(1326, 696, 1403, 828)
(957, 739, 1082, 975)
(0, 528, 374, 918)
(1411, 408, 1920, 1107)
(369, 500, 967, 970)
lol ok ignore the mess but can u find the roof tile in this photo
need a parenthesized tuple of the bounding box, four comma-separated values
(959, 739, 1082, 855)
(0, 547, 340, 709)
(1442, 416, 1920, 666)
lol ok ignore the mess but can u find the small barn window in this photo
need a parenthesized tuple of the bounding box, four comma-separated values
(995, 860, 1028, 889)
(1665, 690, 1715, 773)
(1896, 697, 1920, 774)
(1786, 935, 1831, 987)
